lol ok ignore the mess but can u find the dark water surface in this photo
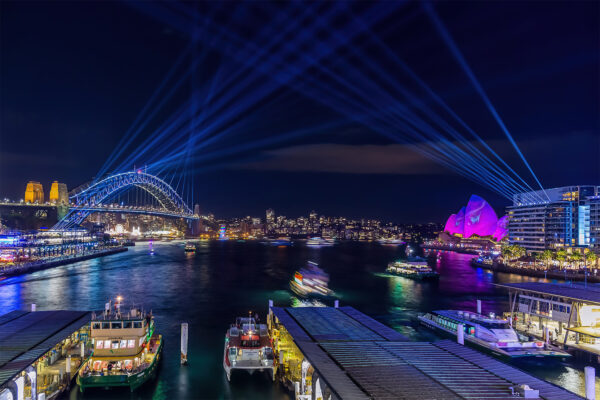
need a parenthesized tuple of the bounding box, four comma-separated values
(0, 241, 594, 399)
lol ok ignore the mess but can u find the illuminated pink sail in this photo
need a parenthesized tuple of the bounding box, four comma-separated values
(444, 214, 458, 234)
(493, 215, 509, 241)
(454, 207, 466, 236)
(464, 195, 498, 238)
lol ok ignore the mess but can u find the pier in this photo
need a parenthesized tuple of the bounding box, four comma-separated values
(0, 310, 92, 400)
(497, 282, 600, 364)
(268, 305, 582, 400)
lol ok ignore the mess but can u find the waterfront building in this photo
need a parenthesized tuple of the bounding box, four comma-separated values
(49, 181, 69, 205)
(269, 305, 580, 399)
(24, 182, 44, 204)
(0, 310, 91, 400)
(584, 195, 600, 250)
(497, 282, 600, 362)
(507, 186, 599, 252)
(434, 195, 507, 253)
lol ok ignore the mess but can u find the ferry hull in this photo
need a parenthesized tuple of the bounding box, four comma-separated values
(418, 317, 568, 363)
(385, 270, 439, 281)
(77, 339, 163, 392)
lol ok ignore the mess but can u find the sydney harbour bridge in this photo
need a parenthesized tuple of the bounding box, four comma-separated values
(53, 171, 199, 230)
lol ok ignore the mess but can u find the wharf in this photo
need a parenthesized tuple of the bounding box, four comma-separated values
(0, 247, 127, 278)
(269, 305, 582, 400)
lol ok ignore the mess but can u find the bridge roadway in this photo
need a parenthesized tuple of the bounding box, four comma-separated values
(269, 305, 583, 400)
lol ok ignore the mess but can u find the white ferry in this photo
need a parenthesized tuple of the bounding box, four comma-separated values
(306, 237, 335, 247)
(386, 261, 439, 281)
(290, 261, 334, 298)
(184, 242, 196, 252)
(418, 310, 570, 361)
(223, 315, 275, 381)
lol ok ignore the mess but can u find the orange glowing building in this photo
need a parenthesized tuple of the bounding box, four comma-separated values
(24, 181, 44, 204)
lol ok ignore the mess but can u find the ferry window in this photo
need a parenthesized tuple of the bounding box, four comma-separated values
(101, 322, 110, 329)
(112, 341, 119, 349)
(96, 341, 104, 349)
(128, 340, 135, 348)
(133, 321, 142, 329)
(111, 322, 122, 329)
(92, 322, 101, 329)
(567, 307, 570, 313)
(104, 340, 111, 349)
(139, 337, 144, 347)
(120, 340, 127, 348)
(123, 321, 133, 329)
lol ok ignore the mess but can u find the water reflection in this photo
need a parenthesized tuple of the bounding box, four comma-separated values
(0, 242, 594, 398)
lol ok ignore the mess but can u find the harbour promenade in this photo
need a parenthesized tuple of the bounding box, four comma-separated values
(471, 258, 600, 283)
(0, 247, 127, 278)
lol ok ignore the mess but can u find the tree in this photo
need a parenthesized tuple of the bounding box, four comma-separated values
(539, 250, 554, 269)
(586, 251, 597, 268)
(569, 252, 582, 268)
(501, 245, 513, 261)
(556, 250, 567, 268)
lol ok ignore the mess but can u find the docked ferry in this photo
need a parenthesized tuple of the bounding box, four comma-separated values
(77, 301, 163, 392)
(290, 261, 334, 298)
(418, 310, 570, 361)
(223, 315, 275, 381)
(386, 261, 439, 281)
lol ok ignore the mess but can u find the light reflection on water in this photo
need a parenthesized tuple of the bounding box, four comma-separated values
(0, 242, 594, 398)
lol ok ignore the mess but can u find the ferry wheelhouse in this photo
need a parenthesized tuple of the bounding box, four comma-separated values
(418, 310, 570, 361)
(386, 261, 439, 281)
(77, 301, 163, 392)
(223, 316, 274, 381)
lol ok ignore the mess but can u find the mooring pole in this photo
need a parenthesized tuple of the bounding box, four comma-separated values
(181, 323, 189, 365)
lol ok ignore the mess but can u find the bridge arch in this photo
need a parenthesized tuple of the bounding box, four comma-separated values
(55, 171, 194, 228)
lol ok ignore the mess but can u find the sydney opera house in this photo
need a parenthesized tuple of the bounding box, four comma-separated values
(437, 195, 507, 252)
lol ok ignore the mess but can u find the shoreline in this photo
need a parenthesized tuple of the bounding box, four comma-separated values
(0, 247, 128, 278)
(470, 259, 600, 283)
(421, 245, 479, 255)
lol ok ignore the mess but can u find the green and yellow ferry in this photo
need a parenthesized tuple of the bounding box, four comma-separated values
(77, 299, 163, 392)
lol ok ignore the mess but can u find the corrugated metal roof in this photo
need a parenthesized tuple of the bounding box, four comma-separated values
(322, 341, 520, 399)
(435, 340, 582, 400)
(0, 310, 90, 387)
(494, 282, 600, 304)
(275, 307, 583, 400)
(287, 307, 384, 342)
(339, 307, 409, 341)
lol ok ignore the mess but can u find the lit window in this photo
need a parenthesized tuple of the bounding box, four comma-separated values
(96, 341, 104, 349)
(112, 341, 119, 349)
(104, 340, 111, 349)
(128, 340, 135, 348)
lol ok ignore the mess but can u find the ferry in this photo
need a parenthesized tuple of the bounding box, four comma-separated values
(290, 261, 334, 298)
(77, 300, 163, 392)
(418, 310, 570, 361)
(223, 315, 275, 381)
(306, 237, 335, 247)
(269, 237, 292, 246)
(184, 242, 196, 252)
(386, 260, 439, 281)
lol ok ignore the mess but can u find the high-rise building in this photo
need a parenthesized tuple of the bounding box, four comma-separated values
(584, 195, 600, 250)
(49, 181, 69, 205)
(24, 181, 44, 204)
(266, 208, 275, 223)
(507, 185, 599, 252)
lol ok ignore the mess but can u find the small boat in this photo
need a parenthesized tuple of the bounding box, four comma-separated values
(184, 242, 196, 252)
(223, 315, 274, 381)
(306, 237, 335, 247)
(269, 237, 292, 246)
(77, 300, 163, 392)
(418, 310, 570, 361)
(290, 261, 334, 298)
(386, 261, 439, 281)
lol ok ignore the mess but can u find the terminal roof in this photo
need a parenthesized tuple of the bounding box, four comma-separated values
(495, 282, 600, 304)
(0, 310, 90, 388)
(271, 306, 582, 399)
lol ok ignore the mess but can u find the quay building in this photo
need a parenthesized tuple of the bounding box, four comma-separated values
(507, 185, 600, 252)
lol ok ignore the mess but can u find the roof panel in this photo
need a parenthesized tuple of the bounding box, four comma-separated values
(495, 282, 600, 304)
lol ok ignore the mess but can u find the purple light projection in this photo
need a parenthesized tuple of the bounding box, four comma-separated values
(443, 195, 508, 241)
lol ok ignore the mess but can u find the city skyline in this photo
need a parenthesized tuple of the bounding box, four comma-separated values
(1, 1, 598, 223)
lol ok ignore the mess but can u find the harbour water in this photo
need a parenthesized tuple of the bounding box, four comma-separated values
(0, 241, 595, 399)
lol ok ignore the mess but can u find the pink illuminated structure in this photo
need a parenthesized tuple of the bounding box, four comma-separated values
(443, 195, 507, 241)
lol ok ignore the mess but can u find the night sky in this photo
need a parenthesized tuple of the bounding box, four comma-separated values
(1, 1, 598, 223)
